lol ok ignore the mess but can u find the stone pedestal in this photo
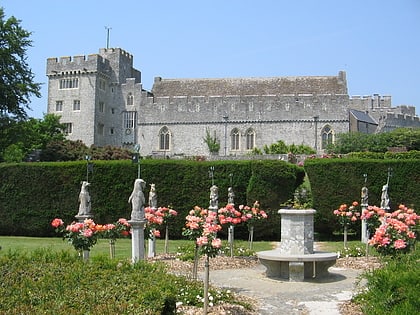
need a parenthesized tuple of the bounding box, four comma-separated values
(277, 209, 315, 255)
(75, 214, 93, 223)
(257, 209, 337, 281)
(129, 220, 146, 263)
(148, 236, 156, 258)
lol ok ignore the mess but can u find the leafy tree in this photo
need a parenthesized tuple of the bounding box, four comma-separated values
(203, 128, 220, 154)
(3, 142, 25, 163)
(263, 140, 289, 154)
(327, 128, 420, 154)
(0, 114, 65, 162)
(0, 7, 41, 120)
(262, 140, 316, 155)
(40, 140, 132, 161)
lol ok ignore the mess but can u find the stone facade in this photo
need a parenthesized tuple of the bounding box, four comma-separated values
(46, 48, 419, 157)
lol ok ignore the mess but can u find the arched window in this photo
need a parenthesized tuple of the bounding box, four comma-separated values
(321, 125, 334, 149)
(246, 128, 255, 150)
(231, 128, 240, 150)
(127, 93, 134, 106)
(159, 126, 170, 150)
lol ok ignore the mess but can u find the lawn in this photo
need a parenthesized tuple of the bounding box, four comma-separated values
(0, 236, 274, 259)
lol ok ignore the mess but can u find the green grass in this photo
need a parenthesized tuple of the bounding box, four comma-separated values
(0, 236, 273, 259)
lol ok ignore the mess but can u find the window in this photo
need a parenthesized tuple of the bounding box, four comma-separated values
(99, 102, 104, 113)
(321, 125, 334, 149)
(59, 78, 78, 89)
(63, 123, 72, 135)
(123, 111, 137, 129)
(56, 101, 63, 111)
(231, 128, 240, 150)
(73, 100, 80, 111)
(246, 128, 255, 150)
(110, 127, 115, 135)
(110, 108, 115, 114)
(127, 93, 134, 105)
(159, 126, 170, 150)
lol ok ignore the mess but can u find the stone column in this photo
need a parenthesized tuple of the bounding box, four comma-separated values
(129, 220, 146, 263)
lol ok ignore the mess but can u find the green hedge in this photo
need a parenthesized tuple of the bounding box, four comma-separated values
(304, 158, 420, 237)
(0, 159, 304, 240)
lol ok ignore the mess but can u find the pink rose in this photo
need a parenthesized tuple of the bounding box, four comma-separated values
(51, 218, 64, 228)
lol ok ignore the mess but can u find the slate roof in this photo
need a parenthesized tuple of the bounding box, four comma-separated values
(151, 74, 348, 97)
(350, 109, 378, 124)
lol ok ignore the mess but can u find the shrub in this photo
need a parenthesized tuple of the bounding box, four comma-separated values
(354, 247, 420, 314)
(0, 249, 246, 314)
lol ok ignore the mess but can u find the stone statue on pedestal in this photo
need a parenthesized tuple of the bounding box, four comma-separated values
(129, 178, 146, 221)
(148, 183, 158, 209)
(361, 186, 368, 206)
(77, 181, 91, 217)
(228, 187, 235, 205)
(380, 184, 390, 211)
(209, 185, 218, 210)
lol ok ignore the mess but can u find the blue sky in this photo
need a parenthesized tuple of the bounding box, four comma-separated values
(2, 0, 420, 118)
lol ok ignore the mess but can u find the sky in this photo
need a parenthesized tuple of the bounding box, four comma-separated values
(2, 0, 420, 119)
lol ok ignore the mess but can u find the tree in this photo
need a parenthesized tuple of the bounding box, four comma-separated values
(0, 7, 41, 120)
(0, 113, 65, 162)
(262, 140, 316, 155)
(327, 128, 420, 154)
(203, 128, 220, 154)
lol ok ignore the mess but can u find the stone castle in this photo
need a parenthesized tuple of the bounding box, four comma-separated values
(46, 48, 420, 157)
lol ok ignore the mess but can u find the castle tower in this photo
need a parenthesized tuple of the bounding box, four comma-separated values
(46, 48, 142, 147)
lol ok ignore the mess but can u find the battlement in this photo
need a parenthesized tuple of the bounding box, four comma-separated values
(99, 47, 133, 60)
(47, 53, 109, 75)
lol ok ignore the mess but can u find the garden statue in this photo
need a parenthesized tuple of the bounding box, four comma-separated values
(361, 182, 369, 243)
(380, 184, 390, 211)
(77, 181, 91, 216)
(209, 185, 218, 210)
(129, 178, 146, 221)
(228, 187, 235, 205)
(148, 183, 157, 209)
(361, 186, 368, 206)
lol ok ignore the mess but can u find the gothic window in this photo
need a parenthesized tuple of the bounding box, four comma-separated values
(59, 78, 78, 89)
(231, 128, 240, 151)
(127, 93, 134, 105)
(159, 126, 170, 150)
(55, 101, 63, 111)
(123, 111, 137, 129)
(321, 125, 334, 149)
(246, 128, 255, 150)
(73, 100, 80, 111)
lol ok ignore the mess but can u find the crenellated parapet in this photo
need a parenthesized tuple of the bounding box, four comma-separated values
(46, 53, 110, 76)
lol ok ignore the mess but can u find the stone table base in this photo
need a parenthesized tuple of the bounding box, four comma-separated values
(257, 250, 337, 281)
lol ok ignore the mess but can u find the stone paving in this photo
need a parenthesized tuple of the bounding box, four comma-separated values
(201, 263, 363, 315)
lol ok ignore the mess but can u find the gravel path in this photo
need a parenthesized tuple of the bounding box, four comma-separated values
(153, 254, 380, 314)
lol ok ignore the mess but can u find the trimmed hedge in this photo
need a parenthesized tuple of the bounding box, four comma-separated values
(304, 158, 420, 237)
(0, 159, 305, 240)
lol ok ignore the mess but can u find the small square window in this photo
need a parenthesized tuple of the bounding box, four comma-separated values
(73, 100, 80, 111)
(56, 101, 63, 111)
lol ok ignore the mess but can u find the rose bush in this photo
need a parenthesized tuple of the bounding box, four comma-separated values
(369, 205, 419, 256)
(51, 218, 101, 251)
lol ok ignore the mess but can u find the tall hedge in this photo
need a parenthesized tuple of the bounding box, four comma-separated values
(304, 158, 420, 237)
(0, 159, 304, 239)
